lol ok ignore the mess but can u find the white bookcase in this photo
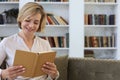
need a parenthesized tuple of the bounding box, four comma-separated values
(2, 0, 120, 58)
(0, 0, 84, 57)
(84, 0, 120, 59)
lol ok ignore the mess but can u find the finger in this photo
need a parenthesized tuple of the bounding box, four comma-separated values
(8, 66, 24, 72)
(45, 63, 57, 71)
(42, 67, 56, 75)
(7, 66, 25, 75)
(11, 67, 25, 75)
(12, 70, 25, 77)
(9, 69, 25, 79)
(44, 62, 56, 69)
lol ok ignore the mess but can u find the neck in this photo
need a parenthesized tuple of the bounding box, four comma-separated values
(18, 31, 35, 41)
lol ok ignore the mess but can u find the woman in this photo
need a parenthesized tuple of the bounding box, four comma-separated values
(0, 2, 59, 80)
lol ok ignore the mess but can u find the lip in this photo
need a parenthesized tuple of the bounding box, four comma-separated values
(26, 27, 34, 32)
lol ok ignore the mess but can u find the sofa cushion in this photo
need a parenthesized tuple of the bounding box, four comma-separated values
(68, 58, 120, 80)
(55, 54, 68, 80)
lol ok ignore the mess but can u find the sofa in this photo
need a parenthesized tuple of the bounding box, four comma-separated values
(1, 54, 120, 80)
(55, 54, 120, 80)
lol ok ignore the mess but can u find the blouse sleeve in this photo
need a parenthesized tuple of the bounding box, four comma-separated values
(0, 39, 7, 79)
(46, 71, 59, 80)
(0, 39, 7, 65)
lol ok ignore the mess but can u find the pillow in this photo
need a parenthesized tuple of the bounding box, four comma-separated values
(55, 54, 68, 80)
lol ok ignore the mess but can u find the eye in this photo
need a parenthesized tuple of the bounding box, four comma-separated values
(34, 21, 39, 25)
(25, 19, 30, 22)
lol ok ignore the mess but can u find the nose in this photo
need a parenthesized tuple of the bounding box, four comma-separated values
(29, 22, 34, 28)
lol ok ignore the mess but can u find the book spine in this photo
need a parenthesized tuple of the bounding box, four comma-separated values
(33, 54, 39, 77)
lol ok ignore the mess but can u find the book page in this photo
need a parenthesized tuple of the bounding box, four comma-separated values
(34, 51, 56, 77)
(13, 50, 38, 77)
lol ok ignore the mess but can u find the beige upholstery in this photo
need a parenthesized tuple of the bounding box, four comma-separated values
(68, 58, 120, 80)
(55, 54, 68, 80)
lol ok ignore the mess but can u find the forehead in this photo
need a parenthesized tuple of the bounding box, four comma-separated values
(24, 13, 41, 20)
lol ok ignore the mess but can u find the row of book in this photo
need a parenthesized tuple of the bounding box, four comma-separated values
(46, 14, 68, 25)
(84, 35, 115, 47)
(84, 14, 115, 25)
(0, 10, 68, 25)
(35, 0, 68, 2)
(0, 34, 69, 48)
(0, 0, 19, 2)
(40, 35, 69, 48)
(85, 0, 116, 2)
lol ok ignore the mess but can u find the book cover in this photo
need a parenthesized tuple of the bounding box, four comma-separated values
(13, 50, 56, 77)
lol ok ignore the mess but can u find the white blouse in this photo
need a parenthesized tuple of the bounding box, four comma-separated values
(0, 33, 57, 80)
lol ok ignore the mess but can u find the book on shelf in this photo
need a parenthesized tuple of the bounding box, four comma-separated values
(84, 50, 94, 58)
(13, 50, 56, 77)
(107, 36, 112, 47)
(91, 36, 99, 47)
(48, 37, 56, 47)
(102, 36, 108, 47)
(88, 14, 93, 25)
(84, 0, 95, 2)
(84, 36, 90, 47)
(47, 15, 55, 25)
(111, 34, 115, 47)
(84, 14, 88, 25)
(35, 0, 68, 2)
(60, 16, 69, 25)
(66, 33, 69, 48)
(53, 36, 59, 47)
(109, 14, 115, 25)
(84, 0, 116, 2)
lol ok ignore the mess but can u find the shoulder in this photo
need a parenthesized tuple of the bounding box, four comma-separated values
(0, 34, 17, 45)
(35, 36, 49, 45)
(35, 36, 51, 50)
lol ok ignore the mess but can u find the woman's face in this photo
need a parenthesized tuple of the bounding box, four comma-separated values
(21, 13, 41, 35)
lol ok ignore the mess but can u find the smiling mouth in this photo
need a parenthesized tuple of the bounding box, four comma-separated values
(26, 27, 34, 32)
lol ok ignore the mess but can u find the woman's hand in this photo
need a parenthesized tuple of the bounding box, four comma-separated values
(1, 66, 25, 80)
(42, 62, 58, 79)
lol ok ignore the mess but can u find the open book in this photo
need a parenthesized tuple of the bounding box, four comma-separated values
(13, 50, 56, 77)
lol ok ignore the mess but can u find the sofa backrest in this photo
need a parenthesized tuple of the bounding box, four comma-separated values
(68, 58, 120, 80)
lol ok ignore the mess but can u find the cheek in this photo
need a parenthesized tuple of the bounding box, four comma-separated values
(21, 22, 30, 29)
(21, 22, 26, 28)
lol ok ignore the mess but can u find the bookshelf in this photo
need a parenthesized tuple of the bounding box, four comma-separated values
(19, 0, 69, 55)
(2, 0, 120, 58)
(84, 0, 120, 59)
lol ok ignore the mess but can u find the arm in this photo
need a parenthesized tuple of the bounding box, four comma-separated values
(0, 39, 25, 80)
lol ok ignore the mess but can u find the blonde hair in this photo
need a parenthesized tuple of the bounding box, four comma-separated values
(17, 2, 46, 32)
